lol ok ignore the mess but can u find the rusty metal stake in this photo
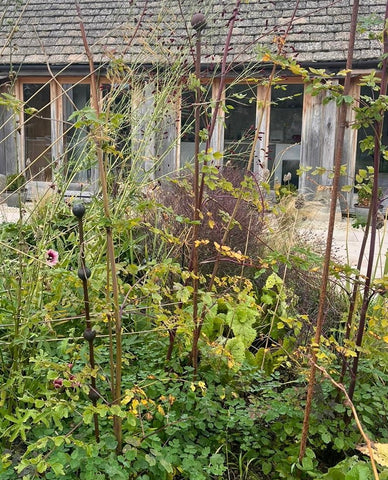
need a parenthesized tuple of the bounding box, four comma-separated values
(73, 202, 100, 443)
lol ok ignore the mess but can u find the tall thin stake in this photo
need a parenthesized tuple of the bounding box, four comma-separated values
(76, 3, 122, 452)
(73, 203, 100, 443)
(299, 0, 360, 462)
(347, 0, 388, 402)
(190, 12, 206, 376)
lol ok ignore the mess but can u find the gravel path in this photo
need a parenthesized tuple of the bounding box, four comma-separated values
(0, 204, 23, 223)
(298, 215, 388, 276)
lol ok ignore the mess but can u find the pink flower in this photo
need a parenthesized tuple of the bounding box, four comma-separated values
(53, 378, 63, 389)
(46, 249, 59, 266)
(69, 374, 81, 388)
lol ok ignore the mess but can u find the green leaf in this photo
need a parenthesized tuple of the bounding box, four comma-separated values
(302, 456, 314, 471)
(53, 436, 64, 447)
(262, 461, 272, 475)
(82, 408, 94, 425)
(334, 437, 345, 450)
(34, 399, 45, 408)
(145, 454, 156, 466)
(36, 460, 47, 474)
(343, 95, 354, 104)
(159, 457, 173, 474)
(51, 462, 65, 476)
(104, 435, 118, 451)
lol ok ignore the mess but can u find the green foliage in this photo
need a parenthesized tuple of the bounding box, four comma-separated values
(2, 12, 388, 480)
(354, 167, 382, 206)
(5, 173, 26, 192)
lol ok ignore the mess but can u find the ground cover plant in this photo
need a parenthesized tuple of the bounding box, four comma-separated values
(0, 1, 388, 478)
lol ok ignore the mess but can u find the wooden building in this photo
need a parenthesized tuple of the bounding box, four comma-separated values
(0, 0, 387, 206)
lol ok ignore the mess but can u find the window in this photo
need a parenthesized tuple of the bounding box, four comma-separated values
(23, 83, 52, 182)
(356, 86, 388, 174)
(180, 87, 211, 166)
(62, 83, 91, 183)
(267, 84, 303, 188)
(224, 83, 257, 169)
(21, 79, 97, 192)
(177, 81, 304, 185)
(101, 83, 132, 171)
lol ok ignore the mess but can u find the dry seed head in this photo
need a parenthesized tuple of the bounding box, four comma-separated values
(191, 12, 206, 31)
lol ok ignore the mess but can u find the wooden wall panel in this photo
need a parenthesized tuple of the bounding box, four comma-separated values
(340, 79, 359, 212)
(300, 85, 337, 197)
(254, 84, 271, 177)
(0, 84, 18, 176)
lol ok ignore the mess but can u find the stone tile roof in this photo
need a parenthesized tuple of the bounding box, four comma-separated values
(0, 0, 385, 69)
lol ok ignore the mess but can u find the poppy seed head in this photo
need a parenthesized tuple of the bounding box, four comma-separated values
(191, 12, 206, 31)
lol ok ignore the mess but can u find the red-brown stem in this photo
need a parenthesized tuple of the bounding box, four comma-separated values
(166, 327, 177, 362)
(76, 2, 122, 452)
(199, 1, 241, 207)
(188, 2, 242, 375)
(191, 26, 203, 377)
(347, 0, 388, 402)
(298, 0, 359, 462)
(338, 219, 370, 386)
(191, 1, 300, 371)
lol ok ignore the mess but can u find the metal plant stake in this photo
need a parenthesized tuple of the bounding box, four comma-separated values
(73, 202, 100, 442)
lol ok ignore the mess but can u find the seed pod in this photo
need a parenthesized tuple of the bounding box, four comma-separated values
(191, 12, 206, 31)
(72, 203, 86, 218)
(83, 328, 96, 342)
(78, 266, 91, 280)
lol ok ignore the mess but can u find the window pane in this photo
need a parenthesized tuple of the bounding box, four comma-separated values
(24, 84, 52, 181)
(101, 83, 131, 178)
(356, 86, 388, 174)
(224, 83, 256, 170)
(268, 84, 303, 188)
(62, 83, 91, 183)
(180, 87, 210, 166)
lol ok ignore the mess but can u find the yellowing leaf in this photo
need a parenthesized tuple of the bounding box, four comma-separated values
(337, 69, 352, 76)
(357, 443, 388, 467)
(157, 405, 165, 416)
(121, 390, 134, 406)
(194, 239, 210, 247)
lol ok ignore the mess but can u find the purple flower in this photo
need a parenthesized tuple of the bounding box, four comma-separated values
(46, 249, 59, 266)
